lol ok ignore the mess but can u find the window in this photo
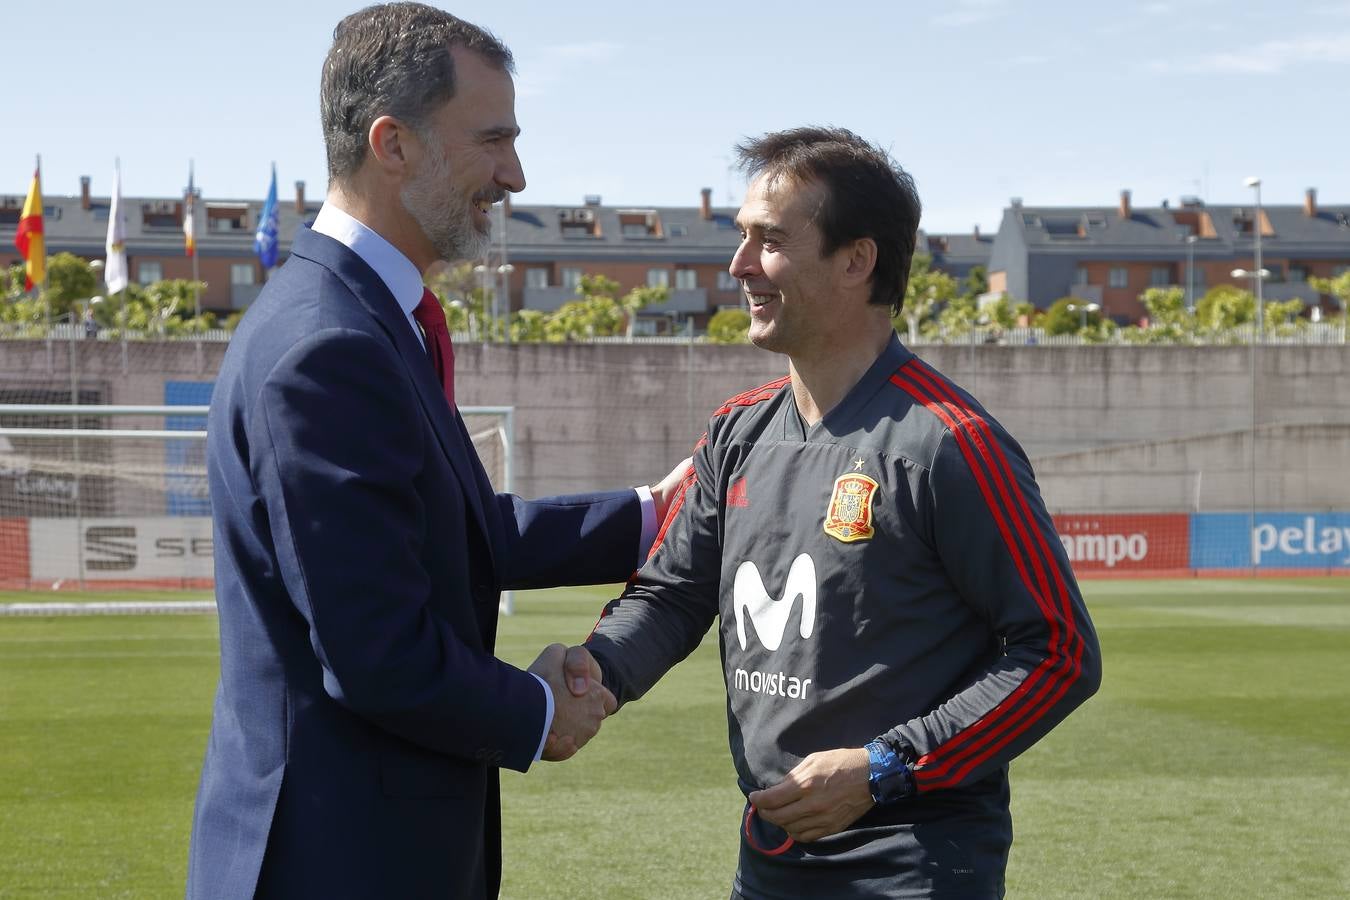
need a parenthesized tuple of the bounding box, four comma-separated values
(647, 269, 670, 288)
(526, 268, 549, 289)
(675, 269, 697, 290)
(1150, 266, 1172, 287)
(138, 261, 163, 285)
(1108, 267, 1128, 289)
(1288, 266, 1307, 283)
(620, 223, 649, 237)
(717, 271, 740, 292)
(1073, 267, 1090, 286)
(230, 264, 255, 286)
(561, 268, 583, 290)
(1190, 266, 1207, 289)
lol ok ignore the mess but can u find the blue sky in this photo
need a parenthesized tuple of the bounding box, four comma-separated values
(9, 0, 1350, 233)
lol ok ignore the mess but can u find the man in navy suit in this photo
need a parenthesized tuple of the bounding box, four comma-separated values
(186, 5, 687, 898)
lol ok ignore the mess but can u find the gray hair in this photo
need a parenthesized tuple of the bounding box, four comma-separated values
(320, 2, 513, 184)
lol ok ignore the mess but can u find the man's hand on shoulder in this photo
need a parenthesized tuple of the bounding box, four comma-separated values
(748, 748, 873, 843)
(648, 456, 694, 525)
(528, 643, 616, 762)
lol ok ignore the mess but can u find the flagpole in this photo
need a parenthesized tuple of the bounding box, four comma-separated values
(189, 160, 200, 319)
(36, 155, 54, 367)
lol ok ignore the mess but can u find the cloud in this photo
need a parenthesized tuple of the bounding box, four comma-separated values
(517, 41, 623, 97)
(931, 0, 1005, 27)
(1145, 32, 1350, 73)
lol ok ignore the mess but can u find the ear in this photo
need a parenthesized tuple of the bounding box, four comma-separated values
(367, 115, 414, 177)
(840, 237, 878, 288)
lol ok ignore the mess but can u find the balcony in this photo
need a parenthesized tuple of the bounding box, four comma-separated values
(523, 286, 710, 314)
(640, 288, 708, 314)
(1069, 284, 1104, 305)
(523, 286, 576, 312)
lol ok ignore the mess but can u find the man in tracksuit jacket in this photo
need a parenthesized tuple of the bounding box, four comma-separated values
(581, 127, 1102, 899)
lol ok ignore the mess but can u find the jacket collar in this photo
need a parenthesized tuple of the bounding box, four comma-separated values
(288, 226, 494, 561)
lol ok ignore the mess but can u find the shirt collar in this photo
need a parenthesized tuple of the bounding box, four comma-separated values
(311, 203, 425, 319)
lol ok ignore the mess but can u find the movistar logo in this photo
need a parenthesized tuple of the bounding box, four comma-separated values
(733, 553, 816, 652)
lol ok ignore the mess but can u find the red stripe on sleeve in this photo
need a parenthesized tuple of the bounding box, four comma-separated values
(905, 360, 1086, 788)
(890, 363, 1083, 790)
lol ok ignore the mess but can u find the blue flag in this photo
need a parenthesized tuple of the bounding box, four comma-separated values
(255, 164, 279, 269)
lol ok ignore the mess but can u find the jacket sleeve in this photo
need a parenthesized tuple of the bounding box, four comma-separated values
(494, 488, 642, 591)
(583, 432, 722, 708)
(253, 327, 545, 772)
(880, 421, 1102, 793)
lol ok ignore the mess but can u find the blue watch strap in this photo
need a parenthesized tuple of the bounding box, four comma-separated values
(865, 740, 915, 805)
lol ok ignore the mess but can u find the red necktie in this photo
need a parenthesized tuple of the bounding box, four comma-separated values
(413, 288, 455, 408)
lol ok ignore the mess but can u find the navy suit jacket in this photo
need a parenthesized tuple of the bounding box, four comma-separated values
(186, 227, 641, 899)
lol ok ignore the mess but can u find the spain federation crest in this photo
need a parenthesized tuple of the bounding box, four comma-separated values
(823, 473, 879, 543)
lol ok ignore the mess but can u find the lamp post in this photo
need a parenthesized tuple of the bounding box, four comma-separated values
(1066, 301, 1100, 331)
(472, 262, 490, 341)
(1244, 176, 1264, 340)
(1231, 267, 1270, 331)
(1185, 235, 1198, 312)
(496, 263, 514, 343)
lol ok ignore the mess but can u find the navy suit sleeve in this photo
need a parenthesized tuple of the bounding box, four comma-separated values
(253, 327, 545, 772)
(495, 489, 642, 591)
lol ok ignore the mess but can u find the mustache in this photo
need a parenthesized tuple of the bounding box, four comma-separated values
(474, 188, 507, 205)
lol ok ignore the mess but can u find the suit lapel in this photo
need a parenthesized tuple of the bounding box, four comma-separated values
(288, 228, 497, 570)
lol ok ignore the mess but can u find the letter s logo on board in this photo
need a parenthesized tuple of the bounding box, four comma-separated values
(733, 553, 816, 651)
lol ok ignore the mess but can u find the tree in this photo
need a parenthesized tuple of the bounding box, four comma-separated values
(44, 253, 99, 318)
(1310, 272, 1350, 322)
(1121, 286, 1195, 344)
(896, 264, 958, 343)
(101, 280, 213, 335)
(509, 309, 548, 342)
(1043, 297, 1102, 336)
(426, 262, 483, 336)
(1264, 297, 1307, 336)
(544, 297, 625, 341)
(963, 264, 988, 298)
(1194, 284, 1255, 331)
(707, 308, 750, 344)
(619, 285, 668, 338)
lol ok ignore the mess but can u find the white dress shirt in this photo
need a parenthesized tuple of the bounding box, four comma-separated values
(310, 203, 658, 763)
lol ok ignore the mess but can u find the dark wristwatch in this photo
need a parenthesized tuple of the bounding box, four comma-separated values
(865, 740, 916, 805)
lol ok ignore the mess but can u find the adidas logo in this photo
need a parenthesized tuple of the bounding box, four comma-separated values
(727, 476, 749, 508)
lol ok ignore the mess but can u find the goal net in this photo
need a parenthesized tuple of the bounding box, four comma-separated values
(0, 404, 512, 592)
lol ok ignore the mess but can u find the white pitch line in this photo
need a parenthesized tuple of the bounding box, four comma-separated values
(0, 600, 218, 617)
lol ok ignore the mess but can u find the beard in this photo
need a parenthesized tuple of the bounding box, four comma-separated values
(401, 141, 492, 264)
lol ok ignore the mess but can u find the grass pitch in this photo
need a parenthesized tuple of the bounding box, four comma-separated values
(1, 579, 1348, 898)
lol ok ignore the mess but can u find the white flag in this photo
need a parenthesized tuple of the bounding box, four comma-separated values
(104, 162, 129, 294)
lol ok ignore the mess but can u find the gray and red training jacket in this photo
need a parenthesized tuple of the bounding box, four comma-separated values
(588, 335, 1101, 898)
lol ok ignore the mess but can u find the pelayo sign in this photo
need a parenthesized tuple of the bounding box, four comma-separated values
(1190, 512, 1350, 569)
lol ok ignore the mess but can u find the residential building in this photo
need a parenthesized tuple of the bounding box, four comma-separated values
(0, 175, 315, 312)
(987, 189, 1350, 321)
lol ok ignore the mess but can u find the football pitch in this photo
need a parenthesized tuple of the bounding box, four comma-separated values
(1, 579, 1348, 899)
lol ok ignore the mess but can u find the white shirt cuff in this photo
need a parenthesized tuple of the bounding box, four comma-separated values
(635, 485, 656, 568)
(530, 672, 555, 763)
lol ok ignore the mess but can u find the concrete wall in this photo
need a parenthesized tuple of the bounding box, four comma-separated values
(2, 338, 1347, 514)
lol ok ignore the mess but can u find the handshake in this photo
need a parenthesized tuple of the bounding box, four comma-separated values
(527, 643, 615, 762)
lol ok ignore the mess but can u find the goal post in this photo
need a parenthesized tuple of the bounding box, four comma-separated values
(0, 404, 515, 599)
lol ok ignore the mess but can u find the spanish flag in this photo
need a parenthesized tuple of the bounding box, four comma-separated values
(14, 163, 45, 290)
